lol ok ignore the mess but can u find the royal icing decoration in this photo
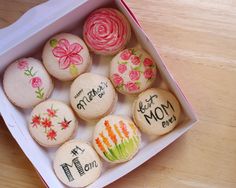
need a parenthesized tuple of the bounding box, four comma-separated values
(50, 38, 84, 76)
(110, 48, 157, 94)
(17, 59, 44, 99)
(83, 8, 131, 55)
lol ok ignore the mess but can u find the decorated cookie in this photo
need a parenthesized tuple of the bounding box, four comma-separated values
(29, 100, 77, 147)
(70, 73, 117, 121)
(83, 8, 131, 55)
(133, 88, 181, 135)
(42, 33, 91, 81)
(3, 58, 53, 108)
(93, 115, 141, 163)
(110, 48, 157, 95)
(53, 140, 102, 188)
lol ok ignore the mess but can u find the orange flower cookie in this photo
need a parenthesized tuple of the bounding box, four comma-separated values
(133, 88, 181, 135)
(53, 140, 102, 187)
(42, 33, 91, 81)
(110, 48, 157, 95)
(29, 100, 77, 147)
(3, 58, 53, 108)
(93, 115, 141, 163)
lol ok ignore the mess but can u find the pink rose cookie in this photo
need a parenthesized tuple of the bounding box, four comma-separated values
(3, 58, 53, 108)
(110, 48, 157, 95)
(29, 100, 77, 147)
(83, 8, 131, 55)
(42, 33, 91, 81)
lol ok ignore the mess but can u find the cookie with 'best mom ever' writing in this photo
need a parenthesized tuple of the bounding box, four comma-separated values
(133, 88, 181, 136)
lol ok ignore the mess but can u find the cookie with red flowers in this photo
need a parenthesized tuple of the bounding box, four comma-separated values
(110, 48, 157, 95)
(3, 58, 53, 108)
(42, 33, 91, 81)
(29, 100, 77, 147)
(83, 8, 131, 55)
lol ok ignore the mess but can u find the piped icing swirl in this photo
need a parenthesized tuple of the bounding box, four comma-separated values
(83, 8, 131, 55)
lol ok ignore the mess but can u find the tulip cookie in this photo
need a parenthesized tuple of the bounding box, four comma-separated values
(133, 88, 181, 135)
(83, 8, 131, 55)
(93, 115, 141, 163)
(110, 48, 157, 95)
(29, 100, 77, 147)
(3, 58, 53, 108)
(70, 73, 117, 121)
(42, 33, 91, 81)
(53, 140, 102, 187)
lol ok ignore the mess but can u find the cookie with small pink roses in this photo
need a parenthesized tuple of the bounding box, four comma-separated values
(29, 100, 77, 147)
(3, 58, 53, 108)
(110, 48, 157, 95)
(42, 33, 91, 81)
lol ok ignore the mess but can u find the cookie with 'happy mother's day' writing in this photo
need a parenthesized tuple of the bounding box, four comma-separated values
(53, 140, 102, 187)
(70, 73, 117, 121)
(3, 58, 53, 108)
(133, 88, 181, 135)
(29, 100, 77, 147)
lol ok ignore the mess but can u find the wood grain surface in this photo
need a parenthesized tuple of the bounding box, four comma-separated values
(1, 0, 236, 187)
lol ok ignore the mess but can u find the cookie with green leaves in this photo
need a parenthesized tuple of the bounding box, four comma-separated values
(42, 33, 91, 81)
(110, 48, 157, 95)
(93, 115, 141, 163)
(3, 57, 53, 108)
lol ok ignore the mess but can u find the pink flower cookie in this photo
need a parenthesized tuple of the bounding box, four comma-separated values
(3, 58, 53, 108)
(110, 48, 157, 95)
(42, 33, 91, 81)
(83, 8, 131, 55)
(29, 100, 77, 147)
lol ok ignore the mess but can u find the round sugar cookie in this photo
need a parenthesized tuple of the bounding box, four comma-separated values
(3, 58, 53, 108)
(133, 88, 181, 135)
(42, 33, 91, 81)
(29, 100, 77, 147)
(70, 73, 117, 121)
(93, 115, 141, 163)
(83, 8, 131, 55)
(53, 140, 102, 188)
(110, 48, 157, 95)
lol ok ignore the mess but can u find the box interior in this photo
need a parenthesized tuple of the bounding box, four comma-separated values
(0, 0, 197, 187)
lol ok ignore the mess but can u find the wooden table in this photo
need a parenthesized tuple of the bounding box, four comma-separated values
(1, 0, 236, 187)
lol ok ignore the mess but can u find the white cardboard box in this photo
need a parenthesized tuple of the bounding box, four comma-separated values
(0, 0, 198, 187)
